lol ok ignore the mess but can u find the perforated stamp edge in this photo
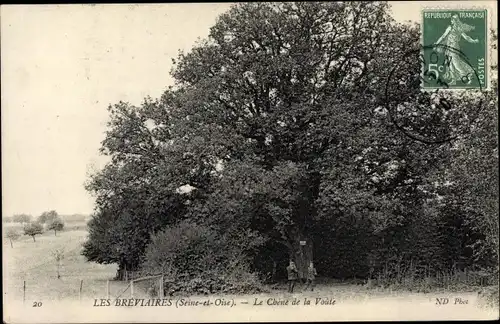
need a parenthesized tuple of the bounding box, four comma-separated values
(419, 4, 494, 92)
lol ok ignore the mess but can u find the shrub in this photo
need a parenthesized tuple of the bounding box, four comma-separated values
(24, 222, 44, 242)
(5, 228, 20, 248)
(51, 248, 65, 278)
(141, 221, 264, 295)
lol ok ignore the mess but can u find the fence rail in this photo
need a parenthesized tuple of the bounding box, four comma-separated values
(116, 270, 142, 281)
(20, 274, 172, 303)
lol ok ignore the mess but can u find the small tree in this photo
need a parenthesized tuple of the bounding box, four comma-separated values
(47, 218, 65, 236)
(5, 228, 20, 248)
(38, 210, 59, 224)
(12, 214, 32, 224)
(24, 223, 43, 242)
(51, 248, 65, 279)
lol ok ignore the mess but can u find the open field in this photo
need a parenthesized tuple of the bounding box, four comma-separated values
(2, 223, 130, 303)
(3, 223, 499, 322)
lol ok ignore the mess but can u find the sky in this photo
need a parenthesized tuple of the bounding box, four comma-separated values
(1, 2, 497, 217)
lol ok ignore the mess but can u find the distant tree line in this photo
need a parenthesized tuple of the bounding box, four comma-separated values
(4, 210, 66, 245)
(82, 2, 498, 294)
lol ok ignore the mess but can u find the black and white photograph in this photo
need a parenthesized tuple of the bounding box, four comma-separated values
(2, 2, 499, 322)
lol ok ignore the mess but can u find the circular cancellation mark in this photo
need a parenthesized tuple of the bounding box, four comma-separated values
(384, 43, 486, 145)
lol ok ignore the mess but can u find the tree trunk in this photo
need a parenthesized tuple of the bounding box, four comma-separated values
(10, 239, 13, 248)
(32, 235, 36, 242)
(54, 230, 57, 236)
(287, 228, 313, 280)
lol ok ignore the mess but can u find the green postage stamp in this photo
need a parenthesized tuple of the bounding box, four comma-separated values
(421, 9, 488, 90)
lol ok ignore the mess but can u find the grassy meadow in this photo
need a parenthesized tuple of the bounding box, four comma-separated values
(2, 220, 131, 303)
(2, 219, 498, 321)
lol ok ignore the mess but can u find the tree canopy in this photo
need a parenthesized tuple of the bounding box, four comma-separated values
(47, 218, 65, 236)
(5, 228, 20, 248)
(38, 210, 59, 224)
(24, 223, 44, 242)
(12, 214, 32, 224)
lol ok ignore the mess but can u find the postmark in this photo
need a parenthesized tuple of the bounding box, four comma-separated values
(421, 9, 488, 90)
(384, 6, 492, 144)
(384, 42, 487, 144)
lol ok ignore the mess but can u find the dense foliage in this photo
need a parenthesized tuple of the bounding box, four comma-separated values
(142, 221, 263, 294)
(83, 2, 498, 293)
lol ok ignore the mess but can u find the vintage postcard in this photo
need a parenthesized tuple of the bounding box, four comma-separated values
(2, 2, 498, 323)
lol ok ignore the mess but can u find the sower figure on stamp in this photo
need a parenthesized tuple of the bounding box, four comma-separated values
(305, 261, 318, 291)
(286, 260, 299, 293)
(434, 14, 479, 85)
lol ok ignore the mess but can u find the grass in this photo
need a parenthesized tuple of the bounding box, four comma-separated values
(3, 223, 129, 302)
(2, 222, 499, 321)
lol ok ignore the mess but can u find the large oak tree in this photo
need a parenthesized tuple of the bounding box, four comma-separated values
(84, 2, 497, 283)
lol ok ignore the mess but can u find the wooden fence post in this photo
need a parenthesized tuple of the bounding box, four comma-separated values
(106, 280, 110, 299)
(23, 281, 26, 304)
(130, 280, 134, 298)
(79, 279, 83, 301)
(159, 275, 164, 297)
